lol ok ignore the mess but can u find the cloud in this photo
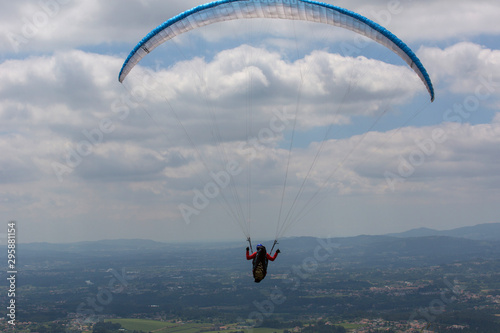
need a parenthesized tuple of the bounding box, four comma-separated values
(2, 46, 495, 204)
(127, 45, 423, 133)
(0, 134, 41, 184)
(6, 0, 499, 57)
(1, 0, 208, 54)
(346, 0, 500, 42)
(419, 42, 500, 97)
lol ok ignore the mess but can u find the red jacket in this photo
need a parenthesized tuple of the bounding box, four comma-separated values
(246, 248, 278, 261)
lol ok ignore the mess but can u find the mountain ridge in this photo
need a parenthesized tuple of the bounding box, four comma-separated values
(19, 222, 500, 248)
(10, 223, 500, 269)
(385, 222, 500, 240)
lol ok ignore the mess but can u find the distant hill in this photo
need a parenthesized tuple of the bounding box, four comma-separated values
(275, 233, 500, 267)
(10, 223, 499, 270)
(386, 223, 500, 240)
(15, 233, 500, 270)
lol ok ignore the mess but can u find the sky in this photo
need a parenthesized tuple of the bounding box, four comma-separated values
(1, 0, 499, 244)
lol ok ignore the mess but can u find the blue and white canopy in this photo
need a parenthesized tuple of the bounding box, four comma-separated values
(119, 0, 434, 102)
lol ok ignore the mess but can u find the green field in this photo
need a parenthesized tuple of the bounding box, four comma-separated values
(106, 318, 288, 332)
(105, 318, 364, 332)
(106, 319, 179, 332)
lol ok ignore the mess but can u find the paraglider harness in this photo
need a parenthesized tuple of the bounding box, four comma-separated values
(253, 245, 268, 283)
(248, 238, 278, 283)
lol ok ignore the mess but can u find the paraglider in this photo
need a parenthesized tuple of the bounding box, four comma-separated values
(119, 0, 435, 282)
(246, 242, 280, 283)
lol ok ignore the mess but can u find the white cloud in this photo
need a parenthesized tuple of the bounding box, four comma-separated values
(419, 42, 500, 97)
(4, 0, 499, 57)
(128, 45, 423, 133)
(343, 0, 500, 42)
(1, 0, 207, 54)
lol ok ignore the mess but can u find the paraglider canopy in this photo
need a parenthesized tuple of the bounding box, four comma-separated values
(118, 0, 434, 102)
